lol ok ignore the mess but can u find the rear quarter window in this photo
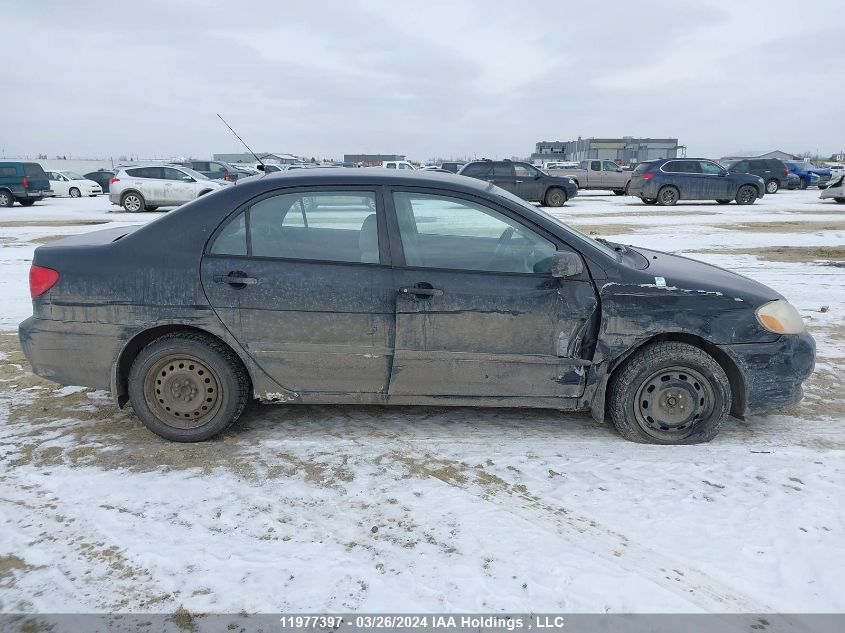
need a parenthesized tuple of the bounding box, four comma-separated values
(23, 164, 48, 179)
(0, 166, 18, 177)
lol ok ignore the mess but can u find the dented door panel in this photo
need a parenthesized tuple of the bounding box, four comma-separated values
(388, 270, 598, 398)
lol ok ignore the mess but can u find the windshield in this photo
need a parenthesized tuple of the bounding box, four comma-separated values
(179, 167, 210, 180)
(63, 171, 87, 180)
(490, 185, 620, 260)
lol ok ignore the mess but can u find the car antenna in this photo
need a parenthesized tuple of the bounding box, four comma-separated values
(216, 113, 265, 171)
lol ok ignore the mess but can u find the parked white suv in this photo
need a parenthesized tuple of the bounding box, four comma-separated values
(109, 164, 226, 212)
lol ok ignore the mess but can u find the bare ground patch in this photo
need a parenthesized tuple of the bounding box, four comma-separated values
(0, 220, 109, 228)
(721, 220, 845, 233)
(685, 245, 845, 264)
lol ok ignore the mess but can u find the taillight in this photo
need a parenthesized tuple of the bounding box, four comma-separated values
(22, 176, 29, 189)
(784, 167, 788, 176)
(223, 173, 231, 181)
(29, 265, 60, 298)
(110, 177, 120, 184)
(643, 172, 653, 181)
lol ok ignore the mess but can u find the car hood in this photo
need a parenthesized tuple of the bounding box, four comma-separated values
(618, 247, 782, 305)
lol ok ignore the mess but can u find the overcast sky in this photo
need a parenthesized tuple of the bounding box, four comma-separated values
(2, 0, 843, 161)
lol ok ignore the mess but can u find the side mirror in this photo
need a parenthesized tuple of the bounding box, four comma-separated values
(718, 171, 728, 177)
(182, 176, 194, 182)
(535, 174, 542, 179)
(550, 251, 584, 278)
(616, 167, 624, 172)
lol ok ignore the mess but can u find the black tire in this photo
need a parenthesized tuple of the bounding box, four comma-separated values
(765, 179, 779, 194)
(657, 186, 679, 206)
(642, 197, 657, 205)
(716, 199, 731, 204)
(834, 197, 845, 204)
(121, 191, 145, 212)
(608, 342, 731, 444)
(0, 189, 14, 207)
(18, 199, 36, 207)
(128, 332, 250, 442)
(145, 206, 159, 211)
(624, 182, 630, 195)
(735, 184, 757, 205)
(818, 184, 827, 190)
(544, 187, 567, 207)
(799, 178, 808, 190)
(613, 189, 625, 196)
(69, 187, 81, 198)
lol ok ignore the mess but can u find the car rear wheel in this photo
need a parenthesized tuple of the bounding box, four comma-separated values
(608, 342, 731, 444)
(128, 332, 250, 442)
(641, 198, 657, 205)
(799, 178, 808, 190)
(765, 179, 779, 194)
(544, 187, 567, 207)
(735, 185, 757, 205)
(657, 186, 679, 206)
(0, 190, 15, 207)
(122, 192, 145, 212)
(69, 187, 81, 198)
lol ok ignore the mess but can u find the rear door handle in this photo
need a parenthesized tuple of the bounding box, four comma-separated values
(214, 272, 258, 286)
(399, 286, 443, 298)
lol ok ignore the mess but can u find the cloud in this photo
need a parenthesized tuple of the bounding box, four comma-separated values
(1, 0, 843, 160)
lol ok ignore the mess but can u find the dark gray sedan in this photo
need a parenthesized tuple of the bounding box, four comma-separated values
(19, 170, 814, 444)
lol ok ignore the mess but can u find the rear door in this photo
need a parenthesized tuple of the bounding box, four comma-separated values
(386, 189, 598, 401)
(201, 187, 395, 396)
(489, 162, 517, 194)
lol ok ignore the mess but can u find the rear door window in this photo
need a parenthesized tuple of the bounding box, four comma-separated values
(590, 161, 601, 171)
(210, 191, 380, 264)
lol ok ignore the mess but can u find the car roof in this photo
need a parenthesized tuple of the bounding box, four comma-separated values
(233, 167, 498, 196)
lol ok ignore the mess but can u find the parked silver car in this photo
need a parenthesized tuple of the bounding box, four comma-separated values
(108, 164, 226, 212)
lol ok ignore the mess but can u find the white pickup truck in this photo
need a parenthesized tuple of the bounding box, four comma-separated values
(548, 159, 632, 195)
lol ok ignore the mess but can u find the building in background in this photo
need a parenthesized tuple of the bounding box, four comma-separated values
(343, 153, 405, 167)
(531, 137, 680, 165)
(213, 152, 301, 165)
(720, 150, 798, 162)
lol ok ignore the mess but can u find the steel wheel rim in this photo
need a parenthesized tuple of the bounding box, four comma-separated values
(144, 354, 222, 429)
(124, 195, 141, 211)
(70, 189, 80, 198)
(766, 181, 777, 193)
(634, 365, 714, 441)
(0, 192, 10, 205)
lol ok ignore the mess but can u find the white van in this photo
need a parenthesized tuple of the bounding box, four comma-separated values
(382, 160, 416, 170)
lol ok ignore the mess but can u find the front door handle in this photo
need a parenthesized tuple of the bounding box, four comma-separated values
(398, 284, 443, 298)
(214, 271, 258, 287)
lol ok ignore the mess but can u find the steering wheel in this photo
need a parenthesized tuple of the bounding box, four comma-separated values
(492, 227, 515, 261)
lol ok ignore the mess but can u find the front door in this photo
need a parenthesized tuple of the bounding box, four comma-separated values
(601, 160, 624, 189)
(161, 167, 195, 204)
(386, 190, 599, 401)
(201, 188, 396, 397)
(513, 163, 544, 201)
(696, 160, 733, 199)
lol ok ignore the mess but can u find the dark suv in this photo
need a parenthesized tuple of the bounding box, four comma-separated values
(458, 160, 577, 206)
(0, 162, 52, 207)
(628, 158, 765, 206)
(722, 158, 789, 194)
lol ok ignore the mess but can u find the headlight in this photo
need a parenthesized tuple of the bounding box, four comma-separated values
(756, 299, 806, 334)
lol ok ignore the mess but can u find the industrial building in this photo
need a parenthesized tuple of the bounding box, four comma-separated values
(531, 137, 681, 165)
(213, 152, 301, 165)
(343, 153, 405, 167)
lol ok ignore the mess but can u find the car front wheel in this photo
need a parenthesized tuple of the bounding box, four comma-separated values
(765, 179, 779, 194)
(735, 185, 757, 205)
(128, 332, 250, 442)
(69, 187, 81, 198)
(608, 342, 731, 444)
(544, 187, 567, 207)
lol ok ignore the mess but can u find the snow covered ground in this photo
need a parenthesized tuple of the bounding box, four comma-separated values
(0, 188, 843, 615)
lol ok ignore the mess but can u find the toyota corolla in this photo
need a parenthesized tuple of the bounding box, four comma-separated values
(19, 170, 815, 444)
